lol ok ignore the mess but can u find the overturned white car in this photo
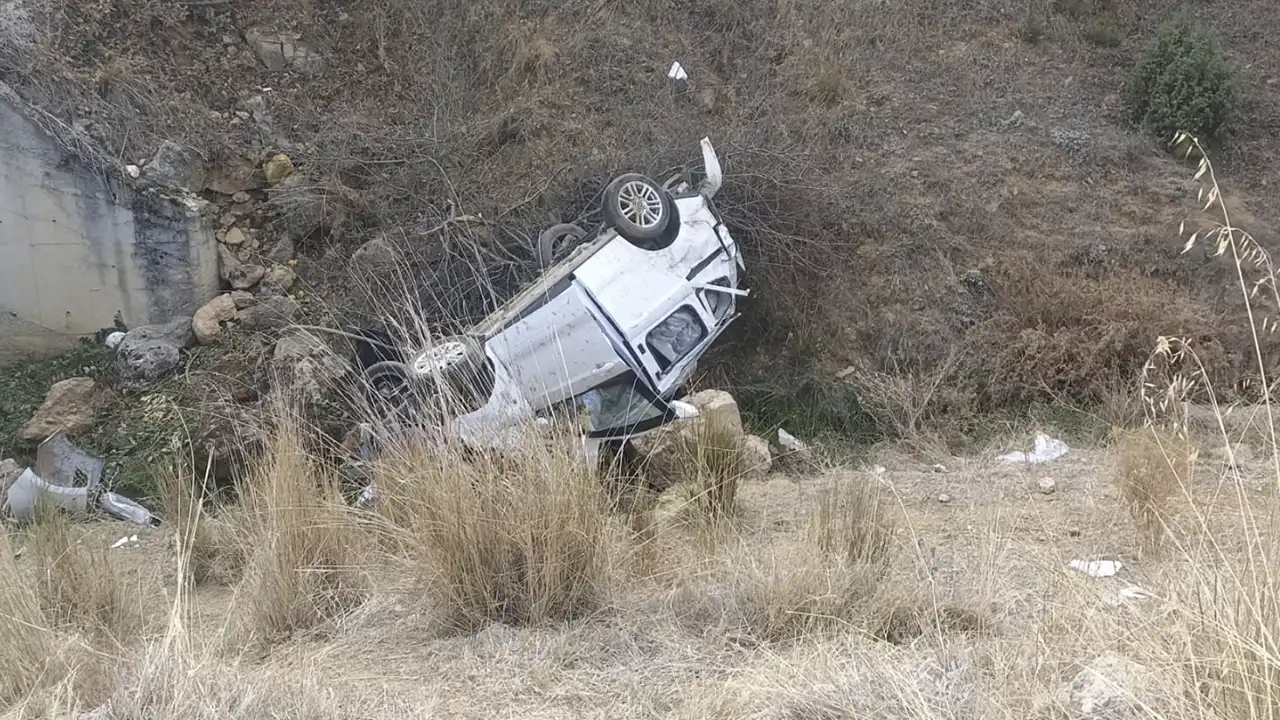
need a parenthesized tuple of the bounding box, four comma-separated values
(361, 138, 745, 455)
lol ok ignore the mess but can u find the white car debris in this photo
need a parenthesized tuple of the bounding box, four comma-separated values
(2, 431, 159, 526)
(356, 138, 745, 463)
(998, 433, 1070, 465)
(1069, 559, 1123, 578)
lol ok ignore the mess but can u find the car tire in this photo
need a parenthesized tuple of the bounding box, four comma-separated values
(409, 335, 495, 412)
(602, 173, 673, 246)
(536, 223, 587, 269)
(364, 360, 414, 415)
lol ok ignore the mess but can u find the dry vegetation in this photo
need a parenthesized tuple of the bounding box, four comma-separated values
(4, 0, 1280, 717)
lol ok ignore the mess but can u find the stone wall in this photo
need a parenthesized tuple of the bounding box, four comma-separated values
(0, 90, 219, 363)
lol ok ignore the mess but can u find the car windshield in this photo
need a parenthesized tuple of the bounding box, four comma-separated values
(577, 374, 667, 434)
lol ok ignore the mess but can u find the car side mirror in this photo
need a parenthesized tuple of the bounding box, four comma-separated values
(698, 137, 722, 199)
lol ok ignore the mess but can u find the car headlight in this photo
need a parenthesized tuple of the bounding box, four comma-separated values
(647, 306, 707, 369)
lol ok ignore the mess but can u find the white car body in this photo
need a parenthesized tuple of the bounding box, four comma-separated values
(409, 138, 745, 453)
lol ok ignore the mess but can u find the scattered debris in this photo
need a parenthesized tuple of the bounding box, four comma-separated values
(1069, 559, 1122, 578)
(19, 377, 100, 442)
(938, 493, 953, 504)
(777, 428, 810, 457)
(1037, 477, 1058, 494)
(835, 365, 857, 380)
(124, 164, 141, 179)
(2, 433, 159, 526)
(1101, 586, 1151, 607)
(931, 463, 948, 473)
(110, 535, 140, 549)
(998, 433, 1069, 465)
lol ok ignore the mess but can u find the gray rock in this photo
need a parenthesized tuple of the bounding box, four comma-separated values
(20, 378, 99, 442)
(349, 236, 401, 278)
(1056, 653, 1147, 719)
(142, 140, 206, 193)
(228, 263, 266, 290)
(260, 264, 296, 294)
(741, 434, 772, 480)
(265, 233, 295, 263)
(115, 316, 195, 381)
(230, 290, 258, 309)
(239, 295, 300, 333)
(1038, 477, 1058, 494)
(245, 28, 325, 75)
(271, 332, 351, 405)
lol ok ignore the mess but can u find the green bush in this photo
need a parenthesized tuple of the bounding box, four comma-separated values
(1130, 14, 1237, 144)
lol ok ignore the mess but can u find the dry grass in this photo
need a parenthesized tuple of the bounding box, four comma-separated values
(371, 426, 612, 630)
(234, 408, 369, 646)
(155, 464, 246, 587)
(681, 417, 748, 527)
(26, 511, 140, 640)
(0, 528, 53, 706)
(1113, 425, 1195, 555)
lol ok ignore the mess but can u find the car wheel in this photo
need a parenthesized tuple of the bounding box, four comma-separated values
(364, 360, 413, 415)
(410, 335, 495, 411)
(536, 223, 587, 268)
(602, 173, 672, 245)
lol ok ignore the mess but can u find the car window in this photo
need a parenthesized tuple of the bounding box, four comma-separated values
(645, 305, 708, 370)
(577, 374, 667, 435)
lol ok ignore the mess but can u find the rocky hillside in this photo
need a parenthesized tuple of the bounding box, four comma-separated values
(1, 0, 1278, 452)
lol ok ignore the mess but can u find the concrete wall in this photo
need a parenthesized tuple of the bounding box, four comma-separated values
(0, 94, 220, 364)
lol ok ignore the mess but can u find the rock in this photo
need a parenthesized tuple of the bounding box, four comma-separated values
(1038, 477, 1058, 495)
(244, 28, 325, 75)
(350, 236, 401, 277)
(230, 290, 258, 309)
(20, 378, 100, 442)
(193, 294, 239, 344)
(263, 153, 294, 185)
(1056, 653, 1147, 719)
(115, 316, 195, 381)
(260, 264, 296, 294)
(938, 493, 953, 504)
(265, 233, 295, 263)
(232, 191, 251, 204)
(104, 331, 126, 350)
(1, 459, 23, 492)
(222, 227, 248, 246)
(683, 389, 744, 438)
(204, 156, 262, 195)
(271, 332, 351, 405)
(741, 434, 772, 480)
(228, 263, 266, 290)
(196, 399, 268, 482)
(776, 427, 813, 463)
(141, 140, 206, 193)
(239, 295, 300, 332)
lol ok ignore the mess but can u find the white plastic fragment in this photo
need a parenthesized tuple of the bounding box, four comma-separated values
(998, 432, 1070, 465)
(1069, 559, 1123, 578)
(670, 400, 699, 419)
(110, 535, 140, 549)
(125, 164, 141, 179)
(1101, 585, 1151, 607)
(105, 331, 126, 350)
(667, 61, 688, 81)
(777, 428, 808, 453)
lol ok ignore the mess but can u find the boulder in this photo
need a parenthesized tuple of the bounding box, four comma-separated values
(20, 378, 100, 442)
(271, 332, 351, 405)
(684, 389, 744, 438)
(228, 263, 266, 290)
(1056, 653, 1148, 719)
(222, 227, 248, 246)
(349, 236, 401, 279)
(239, 295, 301, 333)
(629, 389, 752, 494)
(141, 140, 206, 193)
(115, 316, 195, 381)
(260, 264, 296, 294)
(193, 294, 239, 344)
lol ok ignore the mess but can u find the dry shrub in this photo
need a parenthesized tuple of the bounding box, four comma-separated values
(372, 427, 611, 630)
(235, 410, 369, 645)
(714, 474, 898, 642)
(156, 464, 246, 587)
(982, 265, 1223, 408)
(27, 511, 140, 640)
(681, 417, 749, 527)
(851, 351, 976, 441)
(0, 528, 54, 706)
(1113, 425, 1194, 555)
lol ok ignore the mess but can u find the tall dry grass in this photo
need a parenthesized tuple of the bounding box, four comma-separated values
(0, 528, 53, 706)
(235, 406, 369, 646)
(26, 510, 140, 640)
(370, 425, 612, 630)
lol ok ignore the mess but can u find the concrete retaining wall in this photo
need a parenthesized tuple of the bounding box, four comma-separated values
(0, 94, 219, 364)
